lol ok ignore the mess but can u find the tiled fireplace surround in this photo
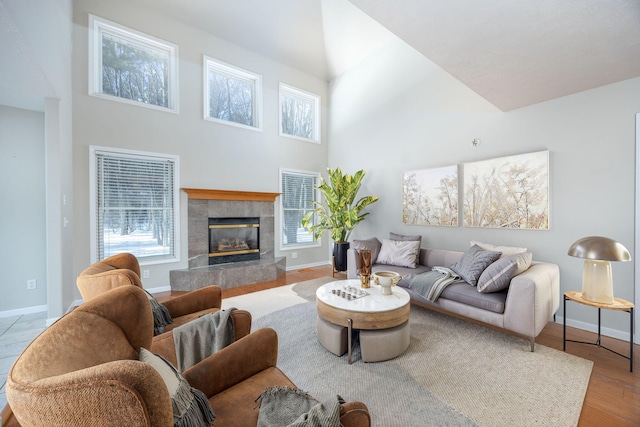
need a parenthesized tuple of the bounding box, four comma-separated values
(170, 189, 286, 291)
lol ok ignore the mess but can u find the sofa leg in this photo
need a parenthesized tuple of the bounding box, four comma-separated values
(529, 337, 535, 352)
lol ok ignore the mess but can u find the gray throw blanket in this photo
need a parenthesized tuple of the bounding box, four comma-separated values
(257, 386, 343, 427)
(408, 266, 463, 302)
(173, 308, 236, 371)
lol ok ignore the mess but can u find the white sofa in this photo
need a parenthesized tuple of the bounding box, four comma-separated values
(347, 246, 560, 351)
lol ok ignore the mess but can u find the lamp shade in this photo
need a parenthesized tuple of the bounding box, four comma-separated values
(567, 236, 631, 262)
(568, 236, 630, 304)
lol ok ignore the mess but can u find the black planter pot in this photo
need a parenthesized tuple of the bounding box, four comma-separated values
(333, 242, 350, 272)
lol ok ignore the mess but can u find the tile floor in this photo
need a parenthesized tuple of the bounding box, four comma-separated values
(0, 311, 48, 411)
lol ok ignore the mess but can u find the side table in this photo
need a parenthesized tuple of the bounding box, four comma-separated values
(563, 291, 634, 372)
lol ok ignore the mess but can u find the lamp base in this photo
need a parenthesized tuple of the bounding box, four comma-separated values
(581, 260, 614, 304)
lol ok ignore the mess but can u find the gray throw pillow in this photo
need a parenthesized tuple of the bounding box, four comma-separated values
(139, 348, 216, 427)
(352, 237, 382, 264)
(477, 258, 518, 293)
(377, 239, 421, 268)
(389, 233, 422, 265)
(450, 244, 502, 286)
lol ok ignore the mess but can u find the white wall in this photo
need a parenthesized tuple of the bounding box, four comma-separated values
(329, 38, 638, 338)
(0, 106, 47, 312)
(0, 0, 73, 318)
(71, 0, 330, 294)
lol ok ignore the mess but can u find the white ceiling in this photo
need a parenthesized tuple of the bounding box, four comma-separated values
(2, 0, 640, 112)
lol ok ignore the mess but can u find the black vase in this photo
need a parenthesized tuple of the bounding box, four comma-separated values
(333, 242, 350, 272)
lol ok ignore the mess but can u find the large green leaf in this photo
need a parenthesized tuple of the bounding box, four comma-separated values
(301, 167, 378, 243)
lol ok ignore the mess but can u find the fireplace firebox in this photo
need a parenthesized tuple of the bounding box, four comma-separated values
(208, 217, 260, 265)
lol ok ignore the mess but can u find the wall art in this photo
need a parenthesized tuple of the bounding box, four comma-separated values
(463, 150, 549, 229)
(402, 165, 458, 226)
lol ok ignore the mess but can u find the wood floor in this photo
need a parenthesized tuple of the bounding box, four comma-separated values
(165, 265, 640, 426)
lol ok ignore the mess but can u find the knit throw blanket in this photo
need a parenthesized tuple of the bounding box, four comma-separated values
(173, 308, 236, 371)
(408, 266, 463, 302)
(257, 386, 343, 427)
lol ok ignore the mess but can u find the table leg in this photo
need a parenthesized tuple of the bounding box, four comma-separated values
(631, 307, 634, 372)
(347, 318, 353, 365)
(563, 295, 567, 351)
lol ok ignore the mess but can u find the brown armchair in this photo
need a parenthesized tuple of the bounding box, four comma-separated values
(4, 286, 370, 427)
(76, 253, 242, 333)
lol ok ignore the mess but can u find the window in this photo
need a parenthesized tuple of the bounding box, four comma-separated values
(90, 146, 180, 264)
(280, 169, 320, 248)
(89, 15, 178, 112)
(204, 56, 262, 130)
(279, 83, 321, 143)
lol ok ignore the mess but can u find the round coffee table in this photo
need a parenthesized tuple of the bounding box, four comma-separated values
(316, 279, 410, 363)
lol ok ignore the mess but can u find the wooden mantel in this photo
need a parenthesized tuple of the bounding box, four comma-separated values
(182, 188, 280, 202)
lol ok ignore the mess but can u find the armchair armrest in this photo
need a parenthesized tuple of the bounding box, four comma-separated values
(2, 403, 19, 427)
(183, 328, 278, 398)
(6, 360, 173, 427)
(162, 286, 222, 318)
(150, 309, 253, 367)
(340, 401, 371, 427)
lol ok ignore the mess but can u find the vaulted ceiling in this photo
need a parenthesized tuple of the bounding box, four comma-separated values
(2, 0, 640, 112)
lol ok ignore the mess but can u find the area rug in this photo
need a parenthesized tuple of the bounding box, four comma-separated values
(250, 278, 593, 427)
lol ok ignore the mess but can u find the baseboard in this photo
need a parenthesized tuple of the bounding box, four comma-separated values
(0, 304, 47, 319)
(555, 315, 635, 343)
(286, 260, 331, 271)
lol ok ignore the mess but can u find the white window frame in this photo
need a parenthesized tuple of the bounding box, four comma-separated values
(88, 14, 179, 113)
(279, 168, 321, 250)
(90, 146, 181, 265)
(279, 83, 321, 144)
(203, 55, 263, 131)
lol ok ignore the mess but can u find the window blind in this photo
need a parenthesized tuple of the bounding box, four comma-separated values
(95, 152, 176, 261)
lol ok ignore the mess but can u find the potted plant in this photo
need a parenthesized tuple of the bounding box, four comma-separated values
(301, 167, 379, 271)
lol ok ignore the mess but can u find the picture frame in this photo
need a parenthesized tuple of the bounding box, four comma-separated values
(462, 150, 549, 230)
(402, 165, 458, 226)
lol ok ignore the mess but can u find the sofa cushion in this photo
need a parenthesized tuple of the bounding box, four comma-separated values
(450, 244, 502, 286)
(477, 258, 518, 293)
(390, 232, 422, 264)
(402, 282, 507, 314)
(471, 240, 527, 258)
(440, 282, 508, 313)
(352, 237, 382, 264)
(139, 348, 215, 427)
(377, 239, 421, 268)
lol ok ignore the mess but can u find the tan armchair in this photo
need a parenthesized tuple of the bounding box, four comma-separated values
(4, 286, 370, 427)
(77, 253, 239, 333)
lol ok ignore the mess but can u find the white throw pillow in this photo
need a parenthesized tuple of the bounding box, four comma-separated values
(376, 239, 421, 268)
(471, 240, 527, 258)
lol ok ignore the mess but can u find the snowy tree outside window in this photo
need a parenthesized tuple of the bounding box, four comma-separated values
(89, 15, 178, 112)
(279, 83, 320, 143)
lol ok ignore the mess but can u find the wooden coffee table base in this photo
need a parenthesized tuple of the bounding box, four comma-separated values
(316, 280, 411, 363)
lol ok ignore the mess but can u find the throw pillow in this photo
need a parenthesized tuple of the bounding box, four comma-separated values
(450, 244, 502, 286)
(477, 258, 518, 293)
(145, 290, 173, 335)
(476, 252, 533, 293)
(352, 237, 382, 264)
(470, 240, 527, 258)
(139, 348, 216, 427)
(389, 232, 422, 264)
(377, 239, 421, 268)
(508, 251, 534, 275)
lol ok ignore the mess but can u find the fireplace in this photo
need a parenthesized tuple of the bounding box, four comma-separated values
(208, 217, 260, 265)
